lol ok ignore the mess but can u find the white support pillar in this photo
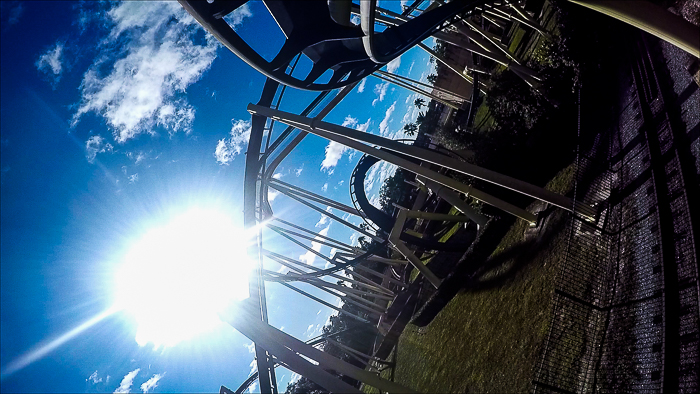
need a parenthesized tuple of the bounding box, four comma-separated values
(220, 303, 415, 394)
(503, 1, 552, 38)
(324, 337, 393, 366)
(250, 104, 581, 222)
(267, 270, 385, 316)
(335, 251, 408, 266)
(344, 261, 407, 288)
(417, 176, 489, 228)
(417, 43, 490, 94)
(371, 72, 462, 110)
(274, 280, 371, 324)
(269, 178, 365, 218)
(569, 0, 699, 58)
(305, 276, 395, 301)
(458, 17, 522, 65)
(263, 249, 393, 297)
(270, 226, 337, 267)
(389, 210, 442, 288)
(376, 69, 470, 101)
(268, 224, 356, 254)
(278, 186, 384, 242)
(273, 217, 360, 253)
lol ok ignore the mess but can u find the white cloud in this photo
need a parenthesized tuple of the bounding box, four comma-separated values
(215, 119, 252, 165)
(85, 135, 113, 163)
(357, 78, 366, 93)
(128, 173, 139, 184)
(299, 225, 330, 266)
(114, 368, 140, 394)
(72, 2, 220, 143)
(372, 82, 389, 106)
(386, 55, 401, 74)
(127, 150, 149, 165)
(364, 159, 397, 197)
(291, 372, 302, 383)
(321, 142, 344, 175)
(408, 60, 415, 74)
(36, 42, 64, 82)
(295, 165, 304, 177)
(315, 215, 328, 228)
(248, 381, 258, 394)
(87, 371, 102, 384)
(321, 183, 328, 192)
(4, 2, 23, 26)
(245, 342, 255, 354)
(350, 232, 359, 247)
(248, 359, 257, 376)
(379, 101, 397, 137)
(140, 373, 165, 393)
(357, 118, 371, 132)
(223, 4, 252, 28)
(315, 207, 333, 228)
(268, 188, 280, 202)
(321, 116, 356, 173)
(402, 103, 421, 126)
(273, 172, 283, 180)
(321, 116, 370, 173)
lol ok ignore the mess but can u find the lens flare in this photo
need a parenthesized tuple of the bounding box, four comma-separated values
(115, 207, 253, 349)
(1, 306, 120, 380)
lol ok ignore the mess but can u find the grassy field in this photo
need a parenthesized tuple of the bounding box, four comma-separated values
(364, 164, 576, 394)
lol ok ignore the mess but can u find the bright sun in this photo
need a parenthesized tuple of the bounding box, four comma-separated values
(115, 208, 252, 349)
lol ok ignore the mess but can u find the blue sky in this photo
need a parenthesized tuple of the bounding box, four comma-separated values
(0, 1, 434, 392)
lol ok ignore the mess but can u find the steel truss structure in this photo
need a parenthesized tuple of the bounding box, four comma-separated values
(177, 1, 699, 393)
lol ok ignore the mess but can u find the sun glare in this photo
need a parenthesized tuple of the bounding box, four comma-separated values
(115, 208, 252, 349)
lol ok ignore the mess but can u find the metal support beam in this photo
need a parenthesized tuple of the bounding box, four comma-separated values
(335, 251, 408, 266)
(570, 0, 699, 58)
(389, 210, 442, 288)
(267, 223, 355, 254)
(250, 104, 564, 223)
(325, 337, 393, 366)
(459, 17, 522, 65)
(272, 218, 358, 253)
(276, 186, 384, 242)
(274, 280, 371, 324)
(371, 72, 462, 110)
(263, 249, 395, 297)
(349, 263, 407, 288)
(417, 176, 489, 228)
(376, 69, 470, 101)
(417, 43, 490, 94)
(503, 1, 552, 38)
(269, 178, 365, 218)
(264, 270, 385, 316)
(220, 303, 415, 394)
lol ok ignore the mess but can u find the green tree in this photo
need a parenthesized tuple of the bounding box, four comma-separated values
(434, 39, 447, 58)
(285, 378, 326, 394)
(378, 169, 411, 214)
(416, 112, 426, 126)
(414, 98, 426, 109)
(427, 74, 438, 85)
(402, 123, 418, 136)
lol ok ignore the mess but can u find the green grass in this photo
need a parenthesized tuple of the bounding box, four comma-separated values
(508, 27, 527, 54)
(366, 164, 576, 393)
(407, 208, 462, 283)
(472, 103, 495, 132)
